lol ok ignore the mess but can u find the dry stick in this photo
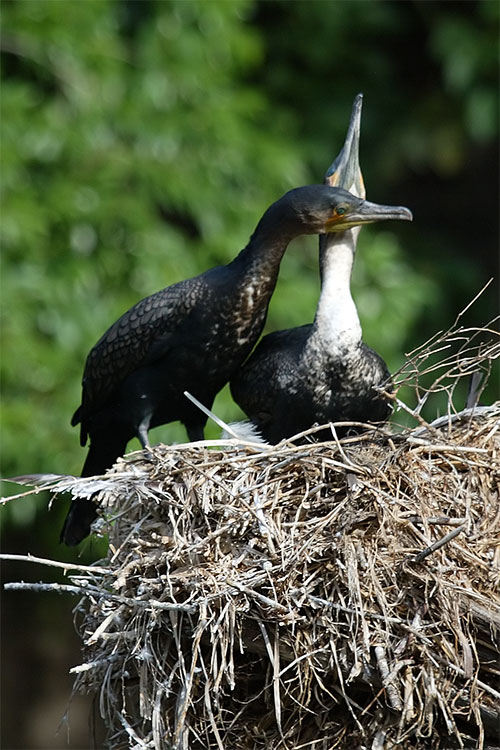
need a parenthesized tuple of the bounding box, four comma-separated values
(257, 619, 283, 737)
(454, 278, 493, 325)
(0, 552, 111, 576)
(374, 645, 402, 711)
(5, 582, 94, 597)
(279, 420, 385, 446)
(328, 423, 365, 472)
(199, 651, 225, 750)
(69, 655, 121, 674)
(173, 607, 206, 747)
(273, 627, 283, 738)
(406, 438, 489, 454)
(225, 579, 289, 614)
(412, 525, 465, 564)
(4, 581, 197, 613)
(400, 514, 467, 526)
(380, 390, 440, 436)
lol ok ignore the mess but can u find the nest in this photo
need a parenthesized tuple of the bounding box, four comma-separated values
(65, 402, 499, 750)
(4, 307, 500, 749)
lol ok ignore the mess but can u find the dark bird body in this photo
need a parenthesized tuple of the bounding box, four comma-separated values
(73, 263, 278, 473)
(232, 325, 391, 444)
(231, 95, 412, 444)
(62, 183, 389, 545)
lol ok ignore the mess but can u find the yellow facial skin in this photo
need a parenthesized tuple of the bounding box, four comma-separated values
(324, 201, 413, 232)
(324, 205, 358, 232)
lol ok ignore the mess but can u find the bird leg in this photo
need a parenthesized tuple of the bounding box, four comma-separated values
(137, 419, 154, 461)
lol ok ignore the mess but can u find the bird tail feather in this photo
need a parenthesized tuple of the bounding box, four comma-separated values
(60, 436, 129, 546)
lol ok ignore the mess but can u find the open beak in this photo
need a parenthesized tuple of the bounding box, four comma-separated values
(323, 93, 413, 233)
(324, 93, 365, 200)
(326, 200, 413, 232)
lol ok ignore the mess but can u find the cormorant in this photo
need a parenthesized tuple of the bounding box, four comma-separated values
(230, 95, 413, 444)
(61, 182, 411, 545)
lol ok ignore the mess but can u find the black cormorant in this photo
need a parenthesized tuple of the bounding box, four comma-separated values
(61, 182, 410, 544)
(230, 95, 413, 444)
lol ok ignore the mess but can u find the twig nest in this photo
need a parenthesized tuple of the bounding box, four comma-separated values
(71, 404, 500, 749)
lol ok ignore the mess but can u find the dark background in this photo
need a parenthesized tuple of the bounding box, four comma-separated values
(1, 1, 498, 747)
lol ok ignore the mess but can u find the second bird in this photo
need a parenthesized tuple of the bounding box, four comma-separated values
(230, 95, 413, 443)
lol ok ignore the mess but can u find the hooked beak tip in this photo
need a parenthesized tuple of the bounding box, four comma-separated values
(400, 207, 413, 222)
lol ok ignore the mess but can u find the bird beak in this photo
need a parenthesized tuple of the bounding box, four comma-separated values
(326, 200, 413, 231)
(324, 93, 365, 199)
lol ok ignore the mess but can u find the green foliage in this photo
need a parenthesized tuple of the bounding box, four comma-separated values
(1, 0, 302, 483)
(1, 0, 498, 537)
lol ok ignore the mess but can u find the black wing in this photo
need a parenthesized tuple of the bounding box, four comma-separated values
(231, 326, 310, 424)
(74, 275, 206, 434)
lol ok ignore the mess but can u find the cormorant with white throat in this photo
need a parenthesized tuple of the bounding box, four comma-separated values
(230, 95, 413, 444)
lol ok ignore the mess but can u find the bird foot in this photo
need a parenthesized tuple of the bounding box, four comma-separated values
(142, 447, 155, 462)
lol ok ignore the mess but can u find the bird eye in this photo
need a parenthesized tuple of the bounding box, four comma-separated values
(335, 206, 347, 216)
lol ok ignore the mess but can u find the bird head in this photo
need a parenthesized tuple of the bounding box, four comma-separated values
(322, 187, 413, 232)
(282, 184, 412, 235)
(252, 183, 412, 245)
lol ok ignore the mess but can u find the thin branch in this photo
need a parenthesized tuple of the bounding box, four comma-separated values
(405, 439, 488, 454)
(0, 553, 112, 576)
(454, 278, 493, 325)
(4, 582, 197, 613)
(374, 644, 402, 711)
(412, 526, 465, 564)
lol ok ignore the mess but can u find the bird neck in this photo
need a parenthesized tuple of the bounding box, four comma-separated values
(310, 228, 362, 353)
(230, 203, 300, 282)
